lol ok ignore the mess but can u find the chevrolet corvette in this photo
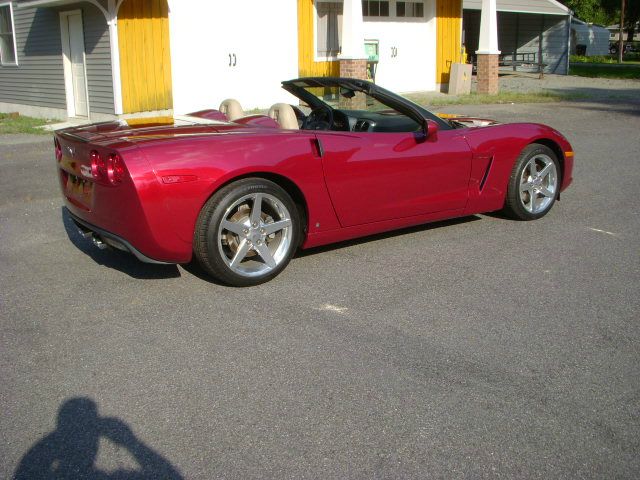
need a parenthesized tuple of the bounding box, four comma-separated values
(55, 77, 574, 286)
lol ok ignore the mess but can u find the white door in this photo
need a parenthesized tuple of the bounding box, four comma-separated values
(168, 0, 298, 114)
(61, 11, 88, 117)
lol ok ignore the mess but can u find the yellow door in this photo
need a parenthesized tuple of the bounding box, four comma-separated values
(118, 0, 173, 115)
(436, 0, 463, 85)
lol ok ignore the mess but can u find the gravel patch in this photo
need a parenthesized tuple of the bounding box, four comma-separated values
(402, 73, 640, 104)
(491, 73, 640, 99)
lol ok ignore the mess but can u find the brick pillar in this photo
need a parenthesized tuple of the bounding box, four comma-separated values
(339, 59, 368, 109)
(476, 54, 499, 95)
(339, 58, 367, 80)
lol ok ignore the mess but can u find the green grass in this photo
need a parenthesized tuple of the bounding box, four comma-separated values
(570, 53, 640, 64)
(0, 113, 54, 135)
(570, 54, 618, 64)
(405, 91, 584, 107)
(569, 63, 640, 79)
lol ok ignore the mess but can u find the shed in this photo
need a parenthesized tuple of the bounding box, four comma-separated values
(571, 19, 610, 55)
(463, 0, 572, 75)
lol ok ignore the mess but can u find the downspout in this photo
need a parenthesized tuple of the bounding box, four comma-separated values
(567, 12, 572, 75)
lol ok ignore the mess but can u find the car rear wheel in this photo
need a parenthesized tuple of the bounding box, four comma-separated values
(194, 178, 301, 286)
(503, 144, 560, 220)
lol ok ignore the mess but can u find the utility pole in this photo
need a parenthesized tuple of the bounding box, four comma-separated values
(618, 0, 626, 63)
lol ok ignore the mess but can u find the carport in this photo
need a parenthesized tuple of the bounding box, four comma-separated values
(463, 0, 572, 75)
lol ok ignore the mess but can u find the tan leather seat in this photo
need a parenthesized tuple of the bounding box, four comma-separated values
(268, 103, 299, 130)
(219, 99, 244, 121)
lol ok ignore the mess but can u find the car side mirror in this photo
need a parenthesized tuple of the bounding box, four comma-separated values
(424, 119, 439, 139)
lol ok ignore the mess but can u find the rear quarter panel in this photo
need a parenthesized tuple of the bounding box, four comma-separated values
(135, 130, 341, 250)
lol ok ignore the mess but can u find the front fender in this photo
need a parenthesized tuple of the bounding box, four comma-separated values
(462, 123, 573, 214)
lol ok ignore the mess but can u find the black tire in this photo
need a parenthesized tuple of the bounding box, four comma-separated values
(503, 143, 560, 221)
(194, 178, 302, 286)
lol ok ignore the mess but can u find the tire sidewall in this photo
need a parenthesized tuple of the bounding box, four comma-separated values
(196, 179, 301, 286)
(506, 144, 560, 221)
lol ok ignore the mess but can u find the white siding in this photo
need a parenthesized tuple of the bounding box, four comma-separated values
(362, 0, 437, 93)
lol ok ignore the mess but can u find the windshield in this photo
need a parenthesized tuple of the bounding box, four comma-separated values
(294, 83, 398, 113)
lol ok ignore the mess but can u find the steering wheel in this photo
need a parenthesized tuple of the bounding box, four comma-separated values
(302, 106, 334, 131)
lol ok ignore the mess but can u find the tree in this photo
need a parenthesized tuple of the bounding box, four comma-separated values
(560, 0, 639, 47)
(559, 0, 616, 25)
(623, 0, 638, 42)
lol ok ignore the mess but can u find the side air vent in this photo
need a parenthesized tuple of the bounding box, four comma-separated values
(355, 120, 372, 132)
(479, 156, 494, 191)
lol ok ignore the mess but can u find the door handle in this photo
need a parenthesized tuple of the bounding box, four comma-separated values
(310, 138, 324, 158)
(233, 53, 237, 67)
(228, 54, 232, 66)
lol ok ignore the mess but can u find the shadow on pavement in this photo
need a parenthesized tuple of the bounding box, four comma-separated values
(61, 208, 181, 280)
(13, 397, 183, 480)
(544, 86, 640, 116)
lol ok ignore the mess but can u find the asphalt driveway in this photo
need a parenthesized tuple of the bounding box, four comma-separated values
(1, 97, 639, 478)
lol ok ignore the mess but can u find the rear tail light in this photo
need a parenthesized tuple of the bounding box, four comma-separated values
(107, 153, 126, 185)
(90, 150, 106, 180)
(54, 138, 62, 161)
(89, 150, 125, 185)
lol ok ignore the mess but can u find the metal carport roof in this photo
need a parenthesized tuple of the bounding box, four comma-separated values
(463, 0, 571, 16)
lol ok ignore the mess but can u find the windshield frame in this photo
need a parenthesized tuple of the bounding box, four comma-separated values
(282, 77, 451, 131)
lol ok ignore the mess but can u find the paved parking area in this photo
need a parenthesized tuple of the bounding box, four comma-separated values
(1, 97, 639, 478)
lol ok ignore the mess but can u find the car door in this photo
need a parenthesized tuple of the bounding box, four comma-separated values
(317, 129, 472, 227)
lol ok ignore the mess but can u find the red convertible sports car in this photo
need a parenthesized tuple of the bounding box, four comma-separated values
(55, 77, 574, 286)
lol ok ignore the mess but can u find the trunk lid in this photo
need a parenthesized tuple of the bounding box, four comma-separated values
(56, 119, 279, 147)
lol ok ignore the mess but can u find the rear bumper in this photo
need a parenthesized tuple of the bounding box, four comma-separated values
(67, 209, 173, 265)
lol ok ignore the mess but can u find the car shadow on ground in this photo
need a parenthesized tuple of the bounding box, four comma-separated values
(61, 208, 181, 280)
(180, 260, 233, 287)
(183, 216, 483, 286)
(12, 397, 183, 480)
(296, 215, 481, 258)
(62, 208, 482, 284)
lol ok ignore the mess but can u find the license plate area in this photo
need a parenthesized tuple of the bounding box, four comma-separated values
(61, 170, 93, 210)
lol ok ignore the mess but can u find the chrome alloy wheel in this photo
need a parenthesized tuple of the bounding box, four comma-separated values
(217, 193, 293, 277)
(519, 153, 558, 214)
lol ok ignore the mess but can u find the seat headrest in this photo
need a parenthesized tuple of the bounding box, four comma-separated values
(219, 99, 244, 121)
(267, 103, 299, 130)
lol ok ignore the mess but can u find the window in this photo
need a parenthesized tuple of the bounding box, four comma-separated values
(0, 3, 17, 65)
(316, 1, 342, 59)
(396, 1, 424, 18)
(362, 1, 389, 17)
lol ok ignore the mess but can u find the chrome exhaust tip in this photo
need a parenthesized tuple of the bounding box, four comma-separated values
(91, 234, 108, 250)
(77, 227, 93, 239)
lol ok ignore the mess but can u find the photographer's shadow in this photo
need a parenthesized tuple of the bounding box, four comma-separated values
(13, 397, 183, 480)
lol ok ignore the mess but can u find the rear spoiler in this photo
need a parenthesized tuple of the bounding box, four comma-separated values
(57, 131, 90, 143)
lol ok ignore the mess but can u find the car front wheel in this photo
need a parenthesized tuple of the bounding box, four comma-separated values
(194, 178, 301, 286)
(503, 144, 560, 220)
